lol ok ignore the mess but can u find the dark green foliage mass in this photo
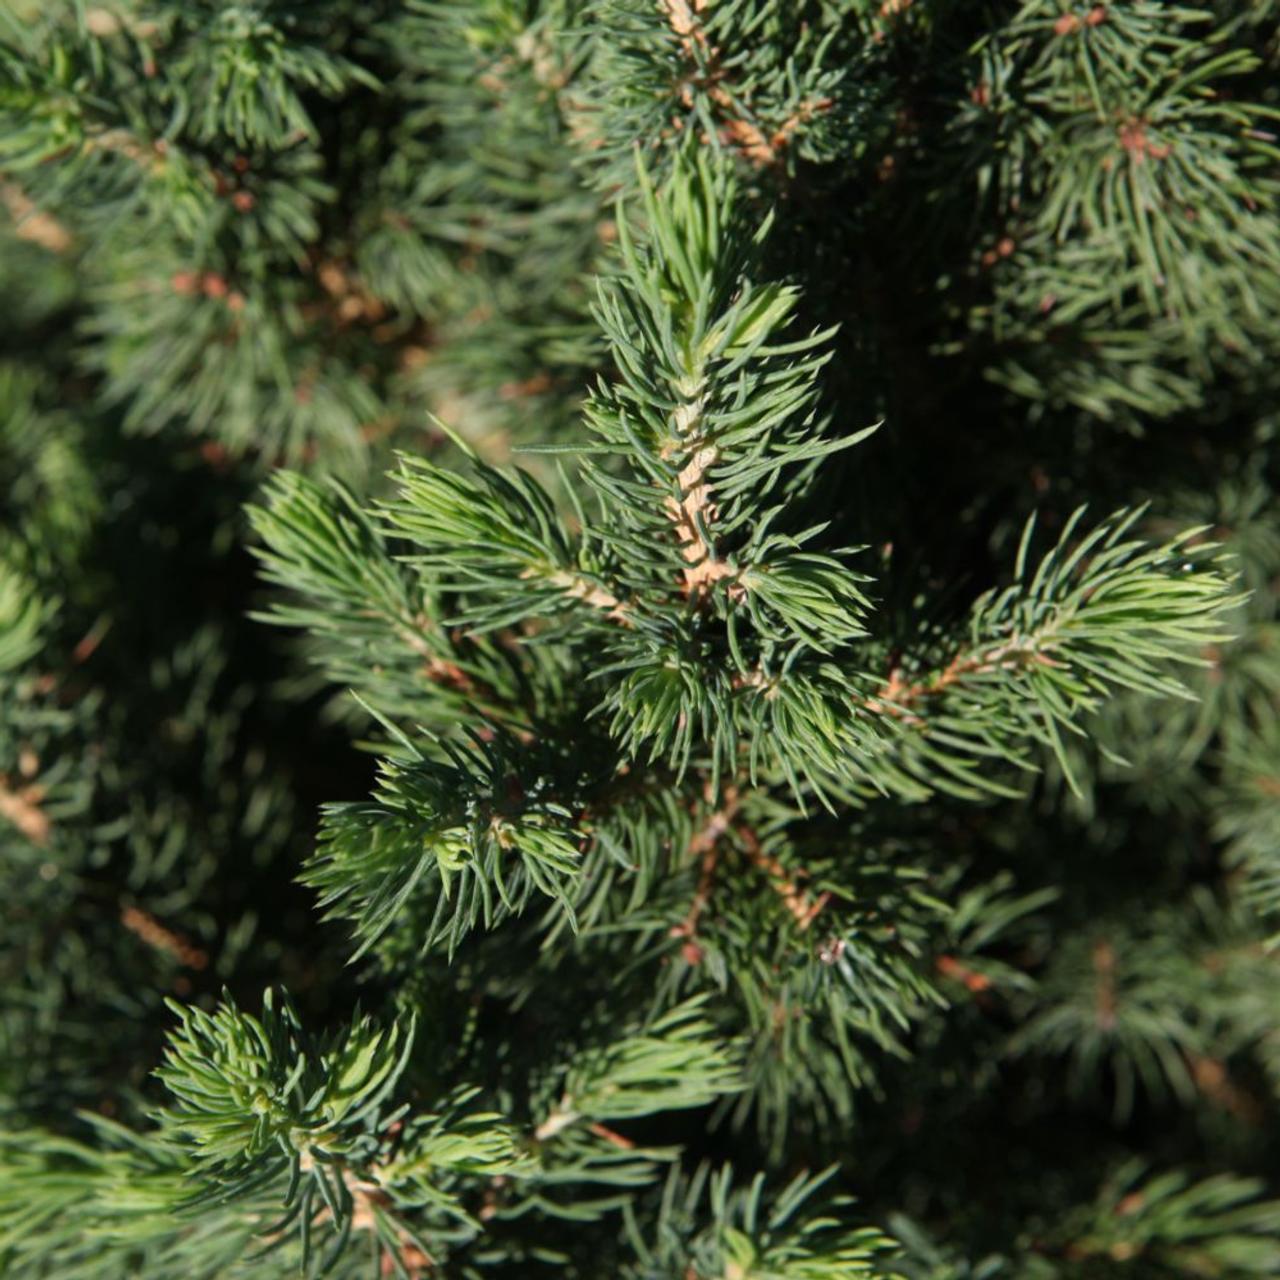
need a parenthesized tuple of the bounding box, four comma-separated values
(2, 2, 1280, 1277)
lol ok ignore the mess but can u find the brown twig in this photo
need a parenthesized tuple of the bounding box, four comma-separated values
(935, 954, 992, 994)
(72, 616, 113, 665)
(1054, 6, 1108, 37)
(294, 1151, 433, 1279)
(586, 1121, 636, 1150)
(0, 777, 50, 845)
(864, 640, 1064, 721)
(1093, 939, 1117, 1031)
(1117, 118, 1171, 165)
(314, 258, 389, 327)
(120, 905, 209, 970)
(669, 786, 740, 963)
(422, 656, 477, 694)
(1, 183, 73, 254)
(1188, 1054, 1264, 1124)
(738, 824, 830, 931)
(545, 569, 629, 621)
(661, 0, 832, 169)
(533, 1103, 578, 1143)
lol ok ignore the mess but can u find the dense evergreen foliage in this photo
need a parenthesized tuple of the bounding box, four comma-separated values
(2, 2, 1279, 1277)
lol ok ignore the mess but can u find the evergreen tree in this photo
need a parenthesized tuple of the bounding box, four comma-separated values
(2, 2, 1280, 1277)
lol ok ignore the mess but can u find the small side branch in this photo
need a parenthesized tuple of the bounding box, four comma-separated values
(1, 183, 73, 254)
(546, 569, 630, 622)
(0, 776, 50, 846)
(294, 1150, 433, 1279)
(935, 954, 992, 994)
(669, 786, 739, 964)
(661, 0, 831, 169)
(738, 825, 830, 931)
(865, 639, 1063, 721)
(120, 906, 209, 970)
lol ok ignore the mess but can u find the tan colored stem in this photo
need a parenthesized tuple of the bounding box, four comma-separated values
(294, 1150, 433, 1277)
(935, 954, 991, 994)
(738, 825, 829, 931)
(865, 640, 1064, 722)
(0, 778, 50, 845)
(0, 184, 73, 254)
(661, 0, 833, 168)
(546, 569, 628, 620)
(670, 786, 741, 963)
(120, 905, 208, 970)
(534, 1102, 579, 1142)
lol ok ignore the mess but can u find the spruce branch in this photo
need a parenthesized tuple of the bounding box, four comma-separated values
(149, 3, 378, 149)
(1215, 719, 1280, 936)
(252, 471, 433, 659)
(622, 1164, 900, 1280)
(576, 153, 877, 784)
(956, 0, 1280, 415)
(0, 561, 48, 677)
(250, 471, 531, 730)
(0, 181, 71, 253)
(155, 990, 414, 1173)
(1055, 1162, 1280, 1275)
(381, 450, 624, 632)
(119, 905, 209, 971)
(539, 997, 742, 1140)
(0, 1118, 259, 1280)
(890, 1162, 1280, 1279)
(669, 784, 739, 964)
(861, 507, 1242, 799)
(6, 4, 1280, 1274)
(309, 725, 587, 958)
(589, 0, 855, 183)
